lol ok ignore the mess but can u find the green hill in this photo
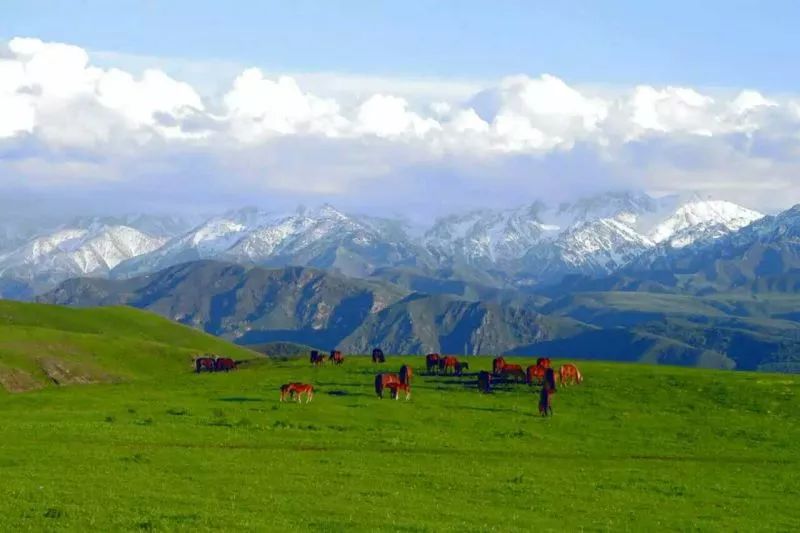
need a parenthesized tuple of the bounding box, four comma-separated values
(0, 347, 798, 530)
(0, 300, 258, 392)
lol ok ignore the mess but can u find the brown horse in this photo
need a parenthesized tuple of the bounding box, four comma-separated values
(526, 364, 546, 385)
(329, 350, 344, 365)
(399, 364, 413, 385)
(455, 361, 469, 376)
(386, 382, 411, 400)
(310, 351, 326, 366)
(536, 357, 552, 369)
(214, 357, 236, 372)
(501, 363, 525, 382)
(477, 370, 493, 393)
(559, 364, 583, 385)
(425, 353, 441, 374)
(492, 357, 506, 375)
(280, 383, 314, 403)
(195, 357, 215, 373)
(439, 356, 458, 375)
(375, 372, 401, 399)
(372, 348, 386, 363)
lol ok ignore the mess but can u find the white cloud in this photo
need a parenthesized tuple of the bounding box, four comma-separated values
(3, 36, 800, 215)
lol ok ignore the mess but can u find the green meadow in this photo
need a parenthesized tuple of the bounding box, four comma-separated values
(0, 302, 799, 531)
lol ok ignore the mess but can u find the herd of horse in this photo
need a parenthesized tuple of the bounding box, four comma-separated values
(271, 350, 583, 415)
(194, 355, 238, 373)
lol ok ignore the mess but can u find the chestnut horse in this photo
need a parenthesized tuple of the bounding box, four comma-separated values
(425, 353, 441, 374)
(399, 364, 413, 385)
(492, 357, 506, 375)
(526, 364, 546, 385)
(375, 373, 401, 399)
(536, 357, 552, 369)
(559, 364, 583, 385)
(329, 350, 344, 365)
(280, 383, 314, 403)
(386, 382, 411, 400)
(439, 356, 458, 375)
(501, 363, 525, 382)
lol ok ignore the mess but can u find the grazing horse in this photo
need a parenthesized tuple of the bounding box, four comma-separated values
(195, 357, 215, 373)
(439, 356, 458, 375)
(386, 382, 411, 400)
(399, 364, 413, 385)
(559, 364, 583, 385)
(280, 383, 314, 403)
(329, 350, 344, 365)
(214, 357, 236, 372)
(536, 357, 552, 369)
(455, 361, 469, 376)
(492, 357, 506, 375)
(372, 348, 386, 363)
(310, 351, 326, 366)
(526, 364, 546, 385)
(375, 373, 401, 399)
(501, 363, 525, 383)
(478, 371, 493, 393)
(425, 353, 441, 374)
(539, 368, 557, 416)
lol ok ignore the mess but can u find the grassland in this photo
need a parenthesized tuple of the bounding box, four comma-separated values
(1, 333, 799, 531)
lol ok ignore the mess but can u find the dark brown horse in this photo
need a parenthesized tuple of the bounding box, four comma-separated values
(375, 372, 401, 399)
(372, 348, 386, 363)
(425, 353, 441, 374)
(539, 368, 557, 416)
(195, 357, 215, 373)
(399, 364, 413, 385)
(214, 357, 236, 372)
(477, 370, 492, 393)
(455, 361, 469, 376)
(329, 350, 344, 365)
(310, 351, 326, 366)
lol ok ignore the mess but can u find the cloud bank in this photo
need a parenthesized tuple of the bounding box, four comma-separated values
(2, 37, 800, 217)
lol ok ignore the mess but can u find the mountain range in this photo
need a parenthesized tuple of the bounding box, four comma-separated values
(0, 192, 766, 296)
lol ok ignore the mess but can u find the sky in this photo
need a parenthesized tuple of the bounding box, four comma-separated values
(2, 1, 800, 218)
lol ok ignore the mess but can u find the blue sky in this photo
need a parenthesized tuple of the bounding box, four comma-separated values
(2, 1, 800, 217)
(3, 0, 798, 89)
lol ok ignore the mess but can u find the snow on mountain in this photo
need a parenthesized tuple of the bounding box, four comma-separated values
(0, 224, 166, 287)
(423, 203, 556, 264)
(648, 200, 763, 248)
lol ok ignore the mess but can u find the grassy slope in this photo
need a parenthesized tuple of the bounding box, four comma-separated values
(0, 301, 258, 391)
(0, 354, 798, 531)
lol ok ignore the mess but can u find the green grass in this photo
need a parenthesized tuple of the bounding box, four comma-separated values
(1, 351, 798, 531)
(0, 300, 258, 390)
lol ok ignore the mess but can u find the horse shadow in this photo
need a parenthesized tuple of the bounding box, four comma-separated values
(217, 396, 264, 403)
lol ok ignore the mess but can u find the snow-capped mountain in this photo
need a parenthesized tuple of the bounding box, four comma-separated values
(0, 192, 773, 296)
(423, 203, 557, 265)
(114, 204, 427, 279)
(648, 200, 763, 248)
(0, 224, 166, 289)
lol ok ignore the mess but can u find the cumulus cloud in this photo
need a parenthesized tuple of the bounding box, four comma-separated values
(2, 36, 800, 216)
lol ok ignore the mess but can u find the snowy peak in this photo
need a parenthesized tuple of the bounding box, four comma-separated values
(648, 200, 763, 248)
(0, 224, 166, 285)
